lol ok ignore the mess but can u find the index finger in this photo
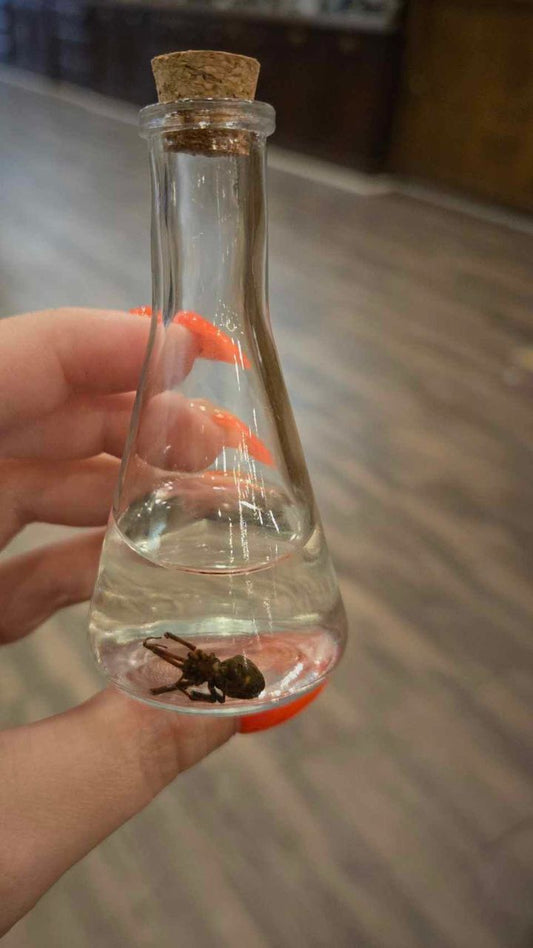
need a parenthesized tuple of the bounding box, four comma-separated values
(0, 308, 151, 430)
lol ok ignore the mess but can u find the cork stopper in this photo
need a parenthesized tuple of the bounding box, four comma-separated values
(150, 51, 260, 156)
(152, 50, 260, 104)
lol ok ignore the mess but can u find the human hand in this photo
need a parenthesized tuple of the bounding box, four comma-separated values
(0, 308, 236, 936)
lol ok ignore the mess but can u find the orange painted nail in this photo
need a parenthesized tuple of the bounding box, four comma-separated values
(211, 406, 274, 466)
(239, 682, 327, 733)
(130, 307, 251, 369)
(176, 311, 251, 369)
(130, 305, 164, 321)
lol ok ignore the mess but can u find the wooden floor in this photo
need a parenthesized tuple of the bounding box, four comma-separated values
(1, 77, 533, 948)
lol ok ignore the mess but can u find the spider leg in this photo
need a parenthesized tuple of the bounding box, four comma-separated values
(187, 688, 219, 703)
(209, 682, 225, 704)
(164, 631, 197, 651)
(151, 681, 181, 695)
(144, 640, 185, 670)
(185, 683, 225, 703)
(151, 676, 193, 696)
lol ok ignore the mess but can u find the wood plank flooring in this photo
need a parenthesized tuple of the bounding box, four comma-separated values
(1, 76, 532, 948)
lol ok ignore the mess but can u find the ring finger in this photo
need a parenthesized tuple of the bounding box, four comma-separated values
(0, 455, 119, 549)
(0, 530, 104, 644)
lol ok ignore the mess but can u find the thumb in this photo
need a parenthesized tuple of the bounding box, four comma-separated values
(0, 688, 236, 934)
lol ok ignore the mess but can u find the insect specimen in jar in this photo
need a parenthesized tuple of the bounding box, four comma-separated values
(143, 632, 265, 704)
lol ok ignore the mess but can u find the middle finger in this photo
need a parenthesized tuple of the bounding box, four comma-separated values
(0, 393, 135, 461)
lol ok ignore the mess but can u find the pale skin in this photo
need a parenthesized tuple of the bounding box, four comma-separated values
(0, 308, 237, 936)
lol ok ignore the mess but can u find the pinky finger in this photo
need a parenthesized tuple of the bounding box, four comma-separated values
(0, 531, 104, 645)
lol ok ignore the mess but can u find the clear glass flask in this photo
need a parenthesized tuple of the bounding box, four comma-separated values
(88, 98, 347, 715)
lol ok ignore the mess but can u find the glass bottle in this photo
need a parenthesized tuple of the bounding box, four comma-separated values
(88, 97, 347, 715)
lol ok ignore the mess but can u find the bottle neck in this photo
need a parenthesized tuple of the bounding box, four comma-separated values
(147, 118, 270, 339)
(143, 111, 309, 502)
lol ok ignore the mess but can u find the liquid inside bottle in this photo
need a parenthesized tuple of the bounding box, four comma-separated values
(90, 491, 345, 714)
(88, 98, 347, 715)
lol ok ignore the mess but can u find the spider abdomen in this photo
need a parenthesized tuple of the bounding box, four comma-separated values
(218, 655, 266, 699)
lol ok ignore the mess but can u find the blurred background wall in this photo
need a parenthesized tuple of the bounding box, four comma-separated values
(1, 0, 532, 209)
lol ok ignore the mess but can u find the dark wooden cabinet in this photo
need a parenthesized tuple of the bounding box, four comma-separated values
(0, 0, 15, 63)
(11, 0, 58, 74)
(391, 0, 533, 211)
(90, 4, 153, 100)
(144, 7, 401, 168)
(52, 0, 95, 85)
(3, 1, 402, 171)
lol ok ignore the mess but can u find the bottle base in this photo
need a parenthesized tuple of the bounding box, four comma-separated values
(93, 623, 343, 716)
